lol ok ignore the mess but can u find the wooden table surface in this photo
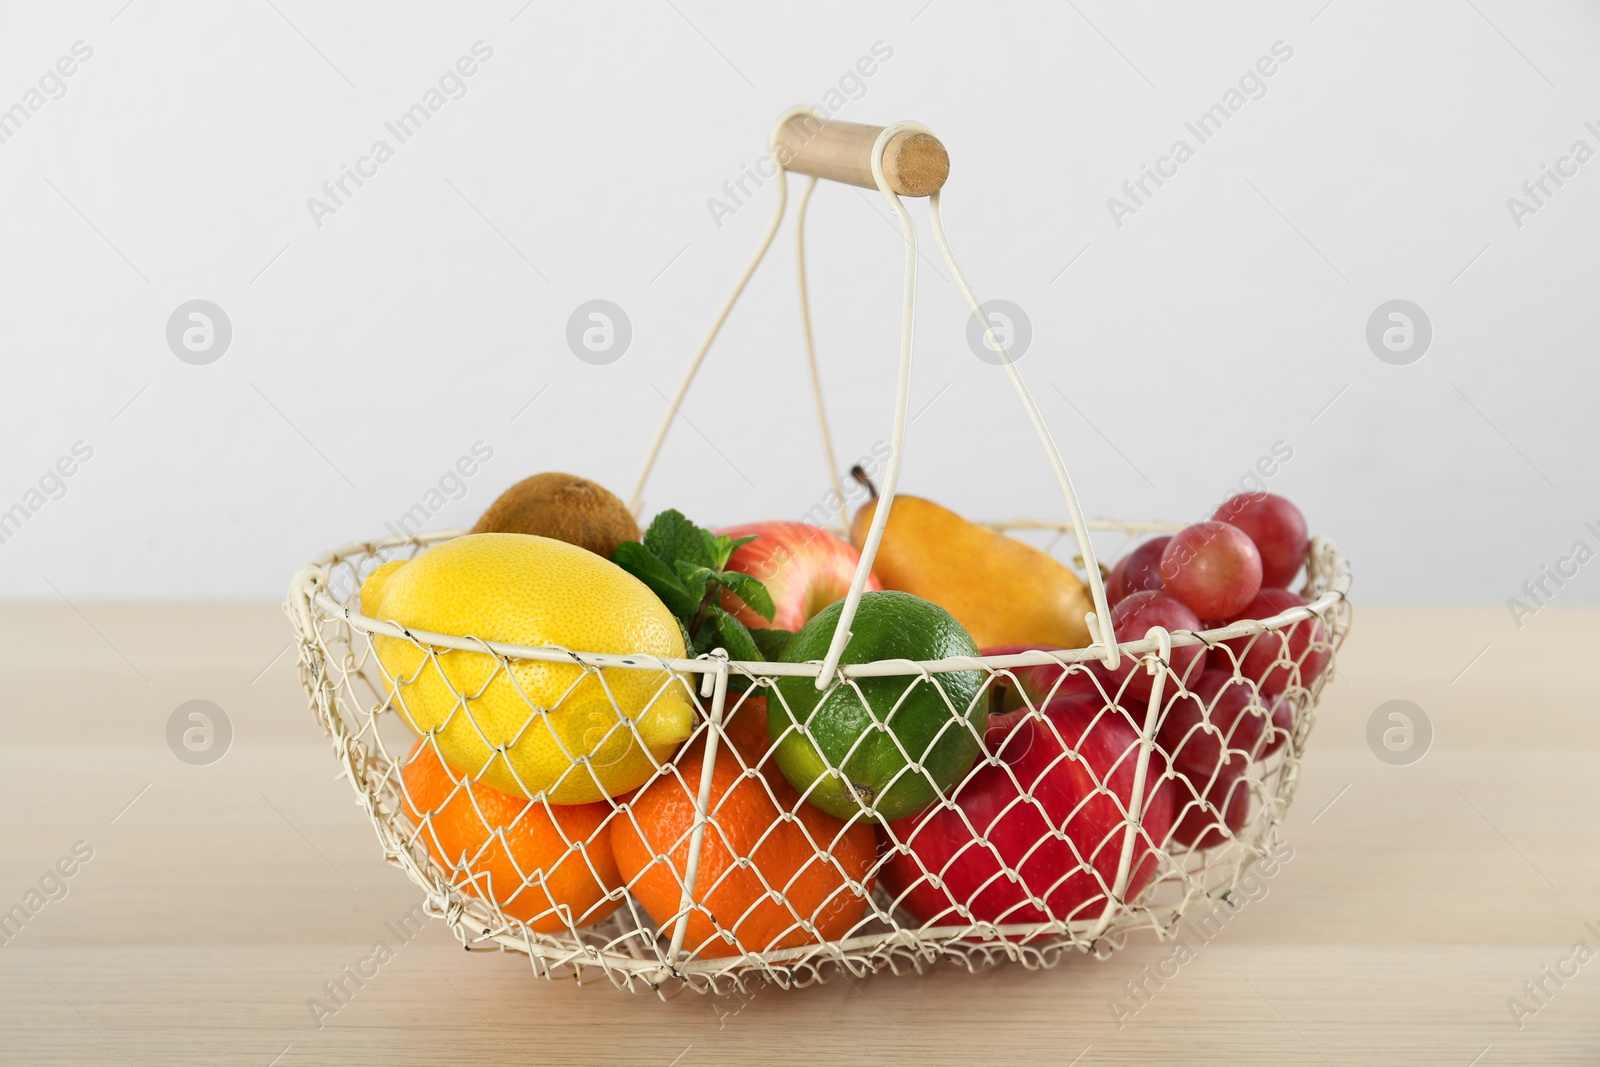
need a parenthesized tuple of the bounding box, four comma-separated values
(1, 603, 1595, 1066)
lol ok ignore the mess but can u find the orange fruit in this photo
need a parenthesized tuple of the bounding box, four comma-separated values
(612, 724, 876, 960)
(719, 693, 772, 766)
(401, 740, 621, 932)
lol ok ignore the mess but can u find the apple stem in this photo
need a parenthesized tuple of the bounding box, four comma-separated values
(989, 680, 1010, 720)
(849, 465, 879, 502)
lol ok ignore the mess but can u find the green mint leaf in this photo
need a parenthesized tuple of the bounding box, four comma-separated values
(705, 605, 764, 663)
(749, 626, 796, 660)
(709, 534, 732, 571)
(700, 527, 723, 570)
(612, 541, 699, 618)
(689, 620, 719, 657)
(643, 509, 713, 570)
(673, 560, 716, 607)
(708, 532, 756, 571)
(717, 569, 776, 623)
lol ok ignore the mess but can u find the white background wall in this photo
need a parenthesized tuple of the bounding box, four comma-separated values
(1, 0, 1596, 610)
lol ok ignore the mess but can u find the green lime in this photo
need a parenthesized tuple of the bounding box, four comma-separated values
(769, 590, 985, 821)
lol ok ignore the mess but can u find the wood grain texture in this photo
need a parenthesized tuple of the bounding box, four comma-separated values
(776, 115, 949, 196)
(0, 604, 1595, 1065)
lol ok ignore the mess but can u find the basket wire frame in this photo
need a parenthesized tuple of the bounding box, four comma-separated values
(286, 109, 1354, 996)
(288, 529, 1350, 995)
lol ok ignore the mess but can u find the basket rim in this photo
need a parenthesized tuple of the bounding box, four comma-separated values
(292, 527, 1351, 680)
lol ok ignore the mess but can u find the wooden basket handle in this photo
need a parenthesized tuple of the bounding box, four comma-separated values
(633, 109, 1122, 679)
(773, 114, 950, 197)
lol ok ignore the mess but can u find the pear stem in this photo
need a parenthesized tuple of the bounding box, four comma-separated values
(849, 465, 879, 502)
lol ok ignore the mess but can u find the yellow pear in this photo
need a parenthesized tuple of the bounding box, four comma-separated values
(849, 470, 1092, 650)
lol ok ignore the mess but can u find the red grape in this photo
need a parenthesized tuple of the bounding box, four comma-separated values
(1094, 590, 1208, 704)
(1157, 669, 1269, 780)
(1160, 521, 1263, 619)
(1104, 556, 1127, 604)
(1108, 536, 1171, 605)
(1214, 493, 1308, 589)
(1225, 589, 1330, 698)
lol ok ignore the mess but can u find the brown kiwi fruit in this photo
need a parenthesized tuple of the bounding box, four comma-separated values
(470, 472, 640, 559)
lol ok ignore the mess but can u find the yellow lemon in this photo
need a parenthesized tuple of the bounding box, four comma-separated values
(361, 533, 695, 804)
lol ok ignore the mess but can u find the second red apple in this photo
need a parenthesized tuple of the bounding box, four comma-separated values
(717, 521, 881, 633)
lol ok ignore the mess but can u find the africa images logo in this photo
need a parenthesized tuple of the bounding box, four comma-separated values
(704, 41, 894, 228)
(1106, 40, 1294, 228)
(305, 42, 494, 229)
(0, 441, 93, 547)
(0, 40, 94, 148)
(1504, 119, 1600, 229)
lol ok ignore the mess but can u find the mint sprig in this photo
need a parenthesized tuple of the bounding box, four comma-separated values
(612, 510, 793, 666)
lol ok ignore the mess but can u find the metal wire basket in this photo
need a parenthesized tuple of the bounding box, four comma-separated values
(287, 109, 1352, 996)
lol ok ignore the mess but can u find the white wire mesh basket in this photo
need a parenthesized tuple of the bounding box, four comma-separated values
(287, 109, 1352, 996)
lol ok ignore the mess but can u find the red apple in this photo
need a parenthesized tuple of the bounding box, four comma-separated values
(1257, 692, 1294, 759)
(1168, 757, 1252, 851)
(1224, 589, 1330, 698)
(881, 694, 1176, 930)
(716, 521, 880, 632)
(979, 644, 1102, 713)
(1157, 669, 1270, 780)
